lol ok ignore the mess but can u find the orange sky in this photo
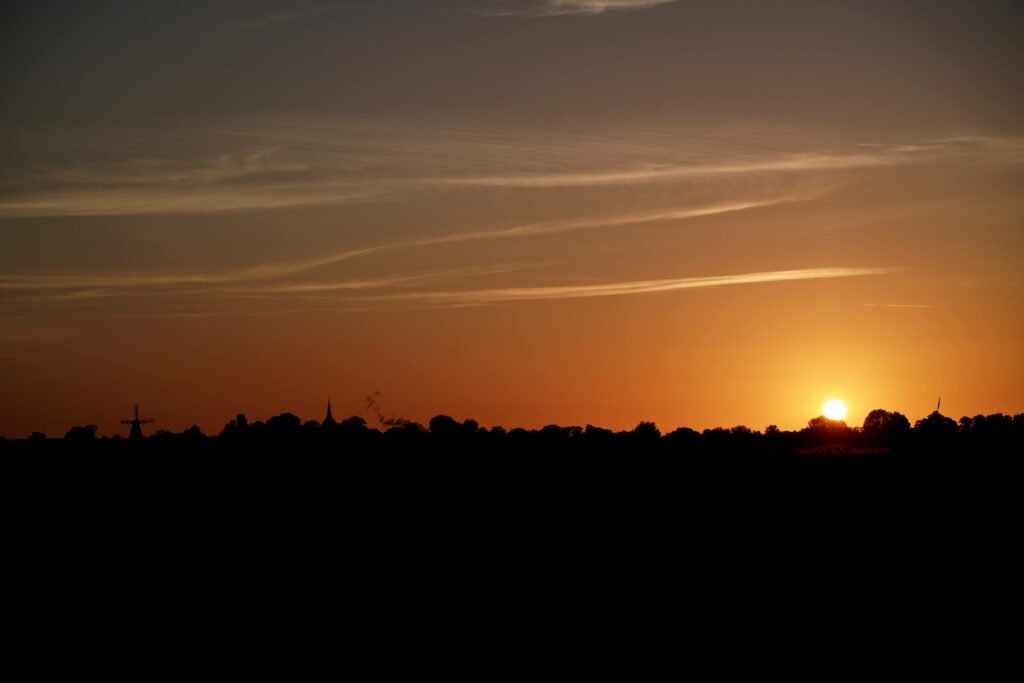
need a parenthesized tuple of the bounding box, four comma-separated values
(1, 1, 1022, 437)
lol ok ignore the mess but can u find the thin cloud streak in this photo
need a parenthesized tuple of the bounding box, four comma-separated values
(0, 150, 888, 218)
(334, 195, 800, 262)
(3, 117, 1005, 218)
(0, 196, 790, 295)
(433, 151, 904, 189)
(3, 264, 546, 304)
(362, 267, 897, 306)
(0, 183, 373, 218)
(218, 263, 547, 297)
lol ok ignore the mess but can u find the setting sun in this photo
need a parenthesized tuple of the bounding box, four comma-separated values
(823, 399, 848, 421)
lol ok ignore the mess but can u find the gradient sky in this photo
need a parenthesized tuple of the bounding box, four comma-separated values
(2, 0, 1023, 437)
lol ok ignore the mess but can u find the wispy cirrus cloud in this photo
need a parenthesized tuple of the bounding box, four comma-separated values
(361, 267, 897, 307)
(0, 265, 899, 313)
(476, 0, 680, 17)
(435, 152, 901, 189)
(0, 156, 836, 218)
(0, 264, 548, 306)
(0, 196, 789, 298)
(0, 115, 955, 218)
(213, 263, 547, 299)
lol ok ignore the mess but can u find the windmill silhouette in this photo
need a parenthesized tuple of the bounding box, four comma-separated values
(121, 404, 155, 440)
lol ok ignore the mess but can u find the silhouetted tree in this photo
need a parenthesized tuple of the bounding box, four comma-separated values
(803, 416, 854, 447)
(429, 415, 461, 437)
(862, 409, 910, 445)
(540, 424, 567, 439)
(914, 411, 957, 438)
(340, 416, 368, 433)
(220, 423, 239, 439)
(634, 421, 661, 438)
(252, 413, 301, 445)
(563, 426, 583, 439)
(64, 425, 97, 441)
(183, 425, 205, 440)
(582, 424, 614, 451)
(806, 416, 847, 431)
(665, 426, 699, 450)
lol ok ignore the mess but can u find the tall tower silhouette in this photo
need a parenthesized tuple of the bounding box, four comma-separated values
(322, 398, 337, 428)
(121, 404, 155, 440)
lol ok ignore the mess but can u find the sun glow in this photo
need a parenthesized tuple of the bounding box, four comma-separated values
(823, 399, 848, 421)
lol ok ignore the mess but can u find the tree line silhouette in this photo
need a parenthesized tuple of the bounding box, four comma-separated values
(5, 406, 1021, 512)
(12, 406, 1022, 455)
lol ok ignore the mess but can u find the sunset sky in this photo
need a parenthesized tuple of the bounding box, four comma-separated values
(2, 0, 1022, 437)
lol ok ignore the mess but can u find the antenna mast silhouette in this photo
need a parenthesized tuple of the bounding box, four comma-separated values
(937, 396, 941, 413)
(121, 404, 155, 440)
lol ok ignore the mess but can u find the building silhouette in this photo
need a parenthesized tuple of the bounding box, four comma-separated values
(322, 399, 337, 428)
(121, 404, 155, 440)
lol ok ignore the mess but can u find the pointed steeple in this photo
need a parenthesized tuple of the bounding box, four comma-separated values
(322, 398, 337, 427)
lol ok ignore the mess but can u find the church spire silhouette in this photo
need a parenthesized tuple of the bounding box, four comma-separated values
(322, 398, 337, 428)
